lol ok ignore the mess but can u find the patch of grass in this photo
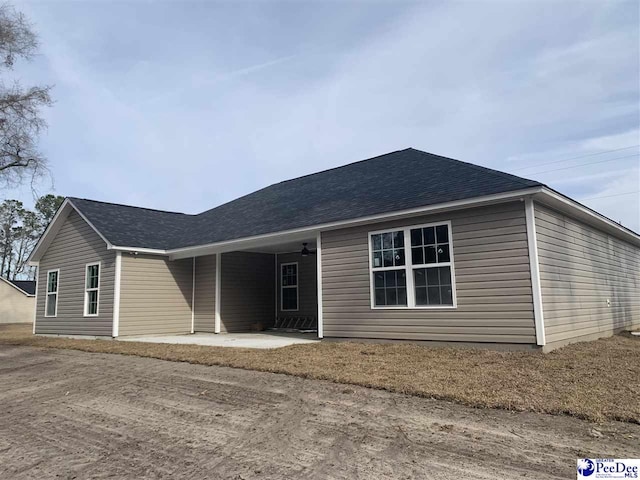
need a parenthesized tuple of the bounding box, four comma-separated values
(1, 324, 638, 423)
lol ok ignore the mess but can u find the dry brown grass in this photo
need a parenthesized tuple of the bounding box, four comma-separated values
(1, 324, 638, 423)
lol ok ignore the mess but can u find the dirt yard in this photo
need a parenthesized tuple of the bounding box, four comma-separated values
(1, 324, 639, 423)
(1, 345, 638, 479)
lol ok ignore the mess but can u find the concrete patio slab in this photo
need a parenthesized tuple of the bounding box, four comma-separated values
(117, 331, 320, 349)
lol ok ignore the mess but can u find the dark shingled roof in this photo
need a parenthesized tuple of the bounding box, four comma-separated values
(9, 280, 36, 295)
(69, 148, 541, 250)
(69, 198, 193, 250)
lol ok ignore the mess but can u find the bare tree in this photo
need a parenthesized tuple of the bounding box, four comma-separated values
(0, 3, 52, 189)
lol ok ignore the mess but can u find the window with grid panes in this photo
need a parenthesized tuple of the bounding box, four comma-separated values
(369, 222, 455, 308)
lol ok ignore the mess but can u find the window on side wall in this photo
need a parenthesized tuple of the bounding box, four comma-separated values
(45, 269, 59, 317)
(281, 262, 298, 311)
(369, 222, 456, 309)
(84, 262, 100, 316)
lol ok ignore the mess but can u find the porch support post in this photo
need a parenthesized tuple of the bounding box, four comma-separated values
(274, 253, 278, 323)
(316, 232, 324, 339)
(191, 257, 195, 334)
(112, 251, 122, 338)
(214, 252, 221, 333)
(32, 264, 39, 334)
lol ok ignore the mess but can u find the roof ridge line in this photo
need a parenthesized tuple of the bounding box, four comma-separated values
(273, 148, 412, 186)
(408, 148, 541, 188)
(196, 148, 413, 217)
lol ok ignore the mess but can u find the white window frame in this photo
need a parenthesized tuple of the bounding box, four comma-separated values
(280, 262, 299, 312)
(45, 269, 60, 318)
(84, 261, 101, 317)
(368, 220, 457, 310)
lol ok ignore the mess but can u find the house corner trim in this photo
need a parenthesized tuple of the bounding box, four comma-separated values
(32, 266, 39, 334)
(112, 251, 122, 337)
(525, 197, 545, 346)
(214, 253, 221, 334)
(191, 257, 195, 334)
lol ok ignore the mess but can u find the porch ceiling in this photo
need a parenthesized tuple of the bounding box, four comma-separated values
(243, 239, 317, 255)
(169, 229, 319, 259)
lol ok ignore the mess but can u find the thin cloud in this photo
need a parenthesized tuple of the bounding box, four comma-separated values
(219, 53, 299, 80)
(581, 129, 640, 152)
(5, 1, 639, 231)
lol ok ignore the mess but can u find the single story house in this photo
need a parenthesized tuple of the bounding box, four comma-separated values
(0, 278, 36, 324)
(28, 149, 640, 351)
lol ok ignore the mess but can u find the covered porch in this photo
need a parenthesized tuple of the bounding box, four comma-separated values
(114, 230, 325, 339)
(180, 232, 323, 338)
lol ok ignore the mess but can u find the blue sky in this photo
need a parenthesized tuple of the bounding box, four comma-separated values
(6, 0, 640, 231)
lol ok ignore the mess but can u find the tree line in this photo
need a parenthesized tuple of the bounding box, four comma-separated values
(0, 194, 63, 280)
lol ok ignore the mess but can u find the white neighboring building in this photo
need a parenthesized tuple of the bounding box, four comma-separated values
(0, 278, 35, 324)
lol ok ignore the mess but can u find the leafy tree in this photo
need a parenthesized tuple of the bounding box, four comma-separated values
(34, 193, 63, 226)
(0, 198, 24, 276)
(0, 194, 63, 279)
(0, 3, 53, 189)
(10, 206, 37, 278)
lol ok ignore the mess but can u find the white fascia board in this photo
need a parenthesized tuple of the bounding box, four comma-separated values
(535, 188, 640, 247)
(27, 198, 73, 265)
(28, 199, 114, 264)
(167, 187, 543, 260)
(108, 246, 169, 255)
(68, 200, 113, 249)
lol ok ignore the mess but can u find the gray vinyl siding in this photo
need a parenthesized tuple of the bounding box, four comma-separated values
(194, 254, 216, 332)
(118, 254, 193, 336)
(35, 210, 115, 335)
(220, 252, 275, 332)
(321, 201, 536, 344)
(535, 203, 640, 345)
(276, 252, 317, 319)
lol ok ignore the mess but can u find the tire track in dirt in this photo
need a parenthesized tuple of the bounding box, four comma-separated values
(1, 345, 638, 479)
